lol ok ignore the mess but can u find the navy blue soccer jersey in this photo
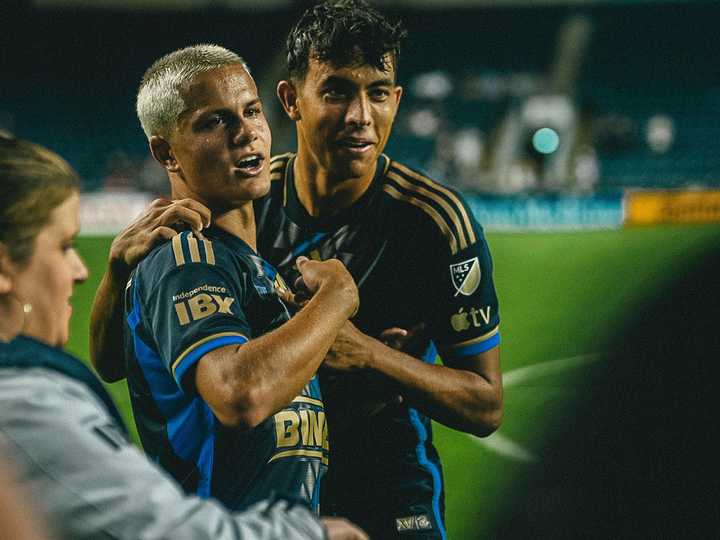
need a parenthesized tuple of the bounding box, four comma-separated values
(123, 228, 328, 512)
(254, 154, 500, 538)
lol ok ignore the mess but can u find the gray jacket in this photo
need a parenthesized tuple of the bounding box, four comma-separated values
(0, 367, 326, 540)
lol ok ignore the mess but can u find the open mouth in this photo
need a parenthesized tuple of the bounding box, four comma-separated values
(338, 139, 374, 152)
(235, 154, 264, 171)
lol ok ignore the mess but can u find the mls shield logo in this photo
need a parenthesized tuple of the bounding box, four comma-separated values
(450, 257, 481, 297)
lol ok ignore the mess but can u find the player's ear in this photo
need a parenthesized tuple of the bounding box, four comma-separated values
(393, 85, 404, 108)
(277, 80, 301, 122)
(149, 136, 180, 173)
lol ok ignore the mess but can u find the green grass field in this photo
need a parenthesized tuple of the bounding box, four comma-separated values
(67, 224, 720, 538)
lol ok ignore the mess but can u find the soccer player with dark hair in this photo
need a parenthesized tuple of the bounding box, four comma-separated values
(91, 2, 502, 538)
(265, 3, 502, 537)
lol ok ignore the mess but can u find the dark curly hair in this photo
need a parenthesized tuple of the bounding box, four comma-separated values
(286, 0, 407, 81)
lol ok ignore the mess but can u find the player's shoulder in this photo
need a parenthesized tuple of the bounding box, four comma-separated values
(382, 156, 481, 256)
(136, 231, 228, 284)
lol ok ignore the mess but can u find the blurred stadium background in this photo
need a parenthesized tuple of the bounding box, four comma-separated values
(3, 0, 720, 537)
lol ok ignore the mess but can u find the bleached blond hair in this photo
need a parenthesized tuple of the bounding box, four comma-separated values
(136, 44, 248, 139)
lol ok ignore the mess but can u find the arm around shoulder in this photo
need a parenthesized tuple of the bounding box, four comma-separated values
(90, 198, 213, 382)
(89, 263, 130, 382)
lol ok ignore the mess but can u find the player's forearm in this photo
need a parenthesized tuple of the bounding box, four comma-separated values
(199, 285, 353, 428)
(89, 266, 129, 382)
(367, 343, 503, 436)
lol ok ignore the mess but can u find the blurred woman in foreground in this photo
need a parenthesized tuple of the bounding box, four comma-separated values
(0, 133, 364, 540)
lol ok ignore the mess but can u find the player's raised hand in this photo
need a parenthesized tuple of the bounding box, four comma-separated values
(321, 517, 370, 540)
(108, 198, 211, 272)
(294, 256, 359, 317)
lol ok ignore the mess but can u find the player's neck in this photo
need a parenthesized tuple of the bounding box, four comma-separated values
(170, 179, 258, 252)
(212, 204, 258, 252)
(293, 152, 375, 218)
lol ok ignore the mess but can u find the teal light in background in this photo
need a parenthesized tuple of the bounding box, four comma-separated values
(532, 127, 560, 154)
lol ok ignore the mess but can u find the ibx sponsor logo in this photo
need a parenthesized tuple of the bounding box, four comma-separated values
(450, 257, 481, 297)
(395, 514, 433, 532)
(173, 285, 235, 326)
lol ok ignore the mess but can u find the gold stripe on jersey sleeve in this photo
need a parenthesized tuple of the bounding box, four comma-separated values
(442, 326, 499, 351)
(391, 161, 477, 247)
(383, 184, 459, 254)
(186, 233, 201, 263)
(171, 332, 248, 377)
(268, 449, 329, 466)
(387, 170, 469, 251)
(171, 234, 185, 266)
(200, 238, 215, 265)
(293, 396, 324, 408)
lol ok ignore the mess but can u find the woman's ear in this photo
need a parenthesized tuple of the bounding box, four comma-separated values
(0, 245, 14, 295)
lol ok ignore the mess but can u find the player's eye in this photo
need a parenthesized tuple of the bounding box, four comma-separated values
(323, 88, 347, 101)
(369, 88, 390, 101)
(202, 114, 225, 129)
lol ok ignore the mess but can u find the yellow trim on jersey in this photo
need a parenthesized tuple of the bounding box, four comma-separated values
(383, 184, 459, 254)
(442, 326, 500, 351)
(282, 155, 294, 207)
(171, 331, 248, 377)
(270, 152, 294, 166)
(171, 234, 185, 266)
(293, 395, 324, 408)
(381, 154, 392, 176)
(201, 238, 215, 265)
(387, 170, 469, 251)
(186, 233, 201, 263)
(391, 161, 477, 247)
(268, 449, 329, 466)
(270, 155, 291, 183)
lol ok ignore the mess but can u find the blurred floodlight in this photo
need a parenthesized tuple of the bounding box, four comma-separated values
(411, 71, 454, 100)
(408, 109, 441, 138)
(646, 114, 675, 154)
(454, 128, 484, 166)
(523, 95, 574, 128)
(532, 127, 560, 154)
(573, 146, 600, 192)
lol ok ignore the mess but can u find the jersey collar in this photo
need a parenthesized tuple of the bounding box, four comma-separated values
(283, 154, 390, 230)
(203, 225, 256, 256)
